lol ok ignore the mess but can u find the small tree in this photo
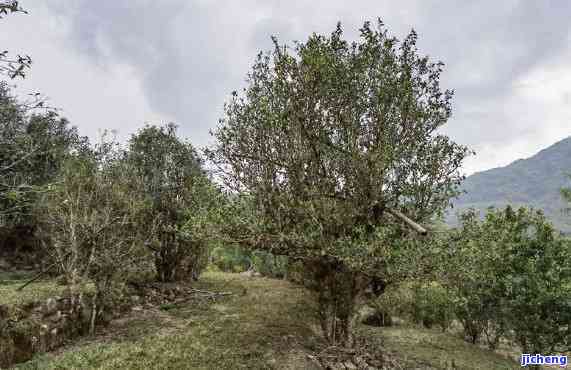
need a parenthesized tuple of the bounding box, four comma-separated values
(209, 20, 470, 346)
(0, 82, 88, 264)
(443, 209, 507, 346)
(446, 206, 571, 353)
(36, 141, 148, 332)
(498, 208, 571, 355)
(127, 123, 210, 282)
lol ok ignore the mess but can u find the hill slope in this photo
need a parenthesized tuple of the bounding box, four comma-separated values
(448, 136, 571, 232)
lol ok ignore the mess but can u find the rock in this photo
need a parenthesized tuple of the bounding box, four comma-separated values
(38, 324, 50, 337)
(44, 298, 58, 316)
(343, 361, 357, 370)
(240, 270, 263, 278)
(131, 306, 143, 312)
(48, 311, 63, 323)
(31, 307, 43, 315)
(327, 363, 347, 370)
(0, 305, 9, 320)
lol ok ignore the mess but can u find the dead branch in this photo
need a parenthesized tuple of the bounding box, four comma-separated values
(189, 288, 233, 296)
(387, 208, 428, 235)
(17, 251, 71, 291)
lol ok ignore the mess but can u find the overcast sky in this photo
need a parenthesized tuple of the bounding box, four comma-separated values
(1, 1, 570, 175)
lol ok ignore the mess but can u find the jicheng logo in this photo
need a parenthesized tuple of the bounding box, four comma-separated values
(521, 354, 568, 367)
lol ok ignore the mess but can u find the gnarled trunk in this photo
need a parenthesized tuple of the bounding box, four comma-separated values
(306, 259, 370, 347)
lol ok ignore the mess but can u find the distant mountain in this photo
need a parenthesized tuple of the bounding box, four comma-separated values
(447, 136, 571, 232)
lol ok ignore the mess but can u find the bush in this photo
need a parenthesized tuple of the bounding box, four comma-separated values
(127, 124, 214, 282)
(210, 245, 288, 278)
(366, 281, 454, 331)
(35, 145, 147, 332)
(409, 282, 455, 331)
(365, 283, 411, 327)
(445, 206, 571, 353)
(210, 246, 251, 273)
(250, 251, 288, 278)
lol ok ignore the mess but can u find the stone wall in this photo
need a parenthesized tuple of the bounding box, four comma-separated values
(0, 292, 93, 368)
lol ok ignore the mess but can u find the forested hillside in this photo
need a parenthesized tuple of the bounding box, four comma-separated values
(449, 136, 571, 232)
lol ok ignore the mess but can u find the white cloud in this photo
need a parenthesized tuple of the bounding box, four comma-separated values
(0, 3, 173, 143)
(1, 1, 570, 174)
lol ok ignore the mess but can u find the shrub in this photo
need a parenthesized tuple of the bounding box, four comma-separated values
(366, 283, 412, 327)
(210, 245, 288, 278)
(410, 282, 455, 332)
(445, 206, 571, 353)
(210, 246, 251, 273)
(127, 124, 214, 282)
(35, 144, 147, 331)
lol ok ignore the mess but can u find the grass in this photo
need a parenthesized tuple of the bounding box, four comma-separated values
(0, 271, 70, 307)
(0, 270, 95, 317)
(11, 272, 521, 369)
(360, 325, 520, 369)
(14, 272, 322, 370)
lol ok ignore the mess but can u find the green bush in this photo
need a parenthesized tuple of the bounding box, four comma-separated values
(410, 282, 455, 332)
(366, 283, 412, 327)
(210, 246, 251, 273)
(445, 206, 571, 353)
(366, 281, 455, 331)
(210, 245, 288, 278)
(250, 251, 288, 278)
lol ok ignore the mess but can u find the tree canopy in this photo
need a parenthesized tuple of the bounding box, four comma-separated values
(209, 20, 470, 271)
(208, 20, 471, 345)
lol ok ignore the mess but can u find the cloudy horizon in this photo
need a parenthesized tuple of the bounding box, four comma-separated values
(1, 1, 570, 175)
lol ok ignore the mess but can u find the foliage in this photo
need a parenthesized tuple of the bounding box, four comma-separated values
(409, 282, 454, 332)
(366, 282, 411, 327)
(0, 1, 31, 79)
(367, 280, 454, 332)
(34, 142, 147, 326)
(445, 206, 571, 353)
(127, 123, 213, 282)
(210, 245, 251, 273)
(250, 250, 288, 278)
(0, 82, 88, 229)
(208, 19, 470, 345)
(210, 245, 288, 277)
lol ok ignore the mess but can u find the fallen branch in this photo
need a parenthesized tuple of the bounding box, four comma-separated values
(189, 288, 233, 296)
(17, 252, 71, 291)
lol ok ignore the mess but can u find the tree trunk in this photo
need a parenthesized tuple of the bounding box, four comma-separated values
(155, 246, 178, 282)
(307, 259, 370, 348)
